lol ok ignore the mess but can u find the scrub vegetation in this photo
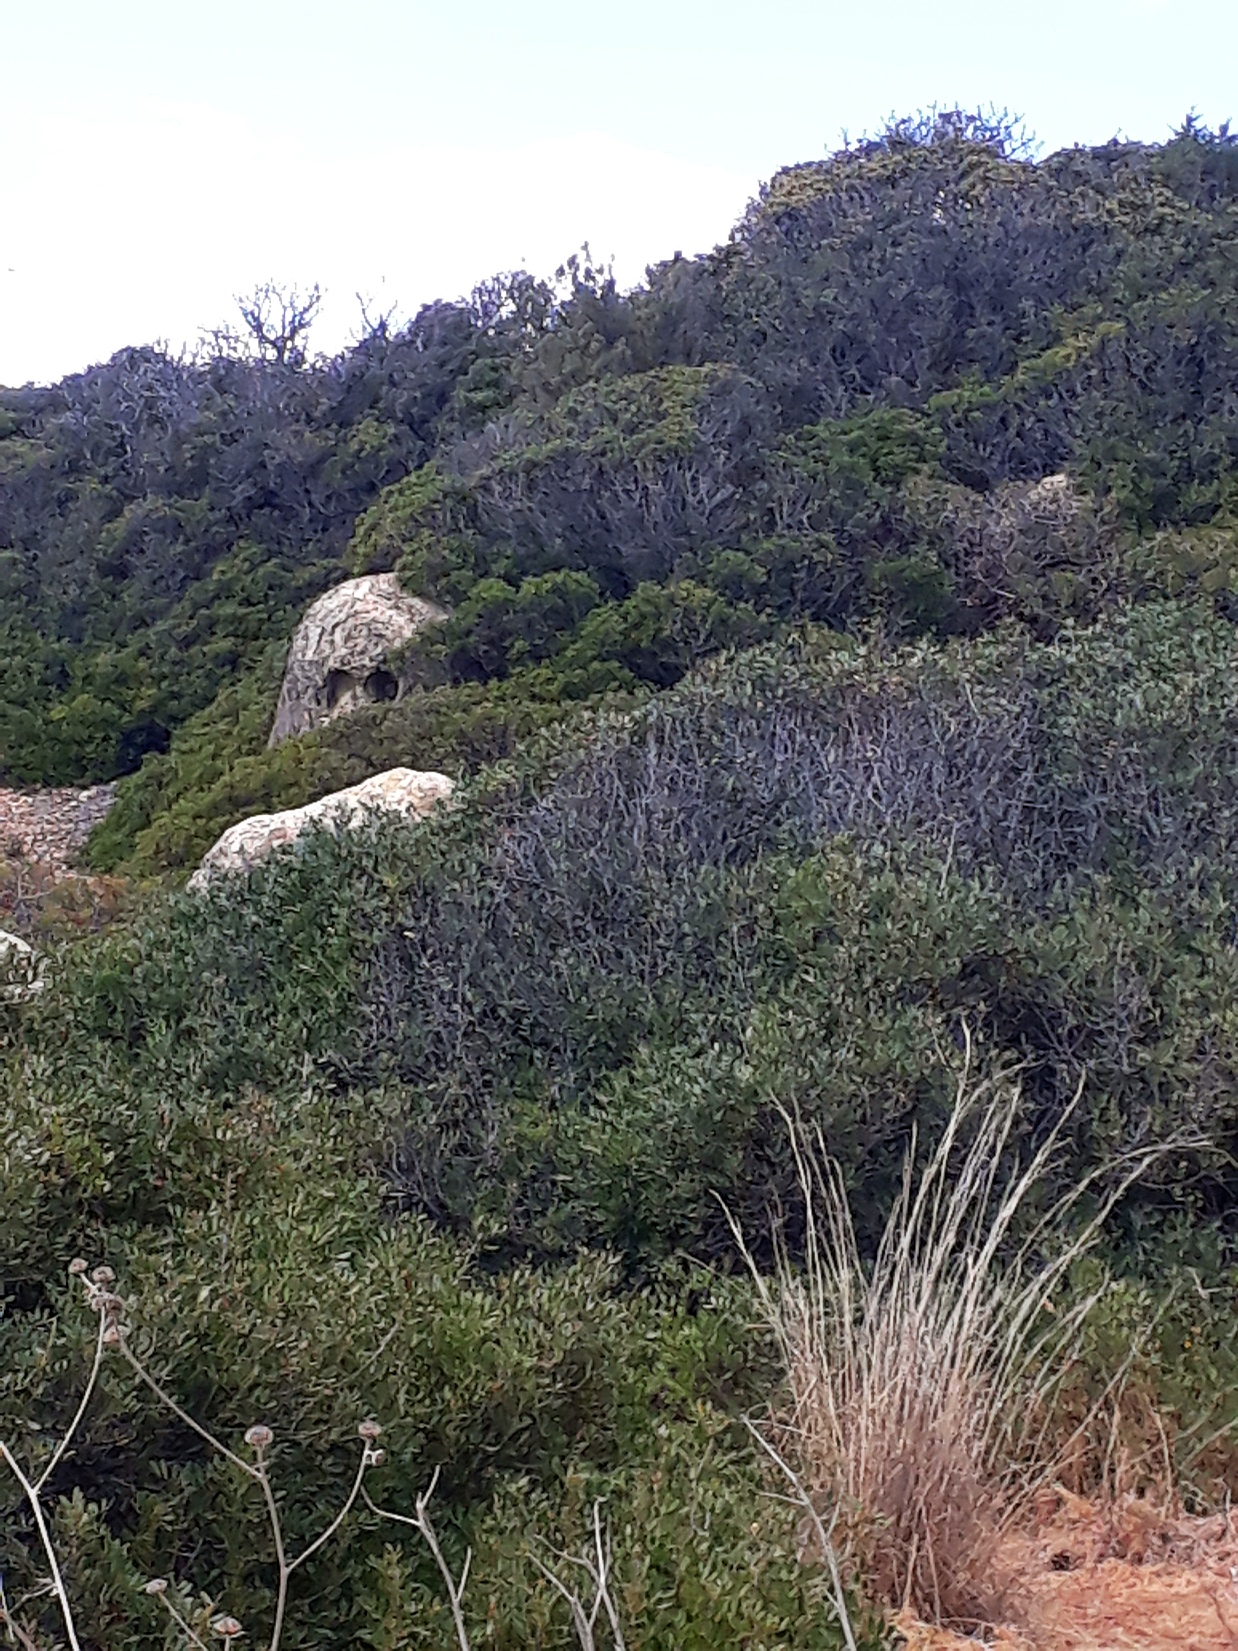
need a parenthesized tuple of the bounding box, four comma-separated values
(3, 110, 1238, 1646)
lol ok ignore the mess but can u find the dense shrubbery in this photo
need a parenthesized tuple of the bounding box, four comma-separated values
(7, 598, 1238, 1642)
(1, 115, 1235, 869)
(1, 1076, 872, 1648)
(52, 602, 1238, 1252)
(5, 112, 1238, 1645)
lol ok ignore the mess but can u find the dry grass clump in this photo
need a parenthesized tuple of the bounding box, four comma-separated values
(736, 1039, 1168, 1634)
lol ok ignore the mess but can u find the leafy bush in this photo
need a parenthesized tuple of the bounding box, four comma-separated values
(38, 602, 1238, 1267)
(7, 119, 1238, 808)
(0, 1060, 870, 1648)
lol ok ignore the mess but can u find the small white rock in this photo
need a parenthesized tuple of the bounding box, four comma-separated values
(0, 928, 46, 1002)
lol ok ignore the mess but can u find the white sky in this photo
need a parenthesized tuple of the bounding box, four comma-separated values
(2, 0, 1234, 388)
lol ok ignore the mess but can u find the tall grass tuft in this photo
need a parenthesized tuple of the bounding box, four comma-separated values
(735, 1038, 1167, 1631)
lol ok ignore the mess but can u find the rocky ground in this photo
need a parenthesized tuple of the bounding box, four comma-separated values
(0, 784, 122, 937)
(0, 784, 116, 869)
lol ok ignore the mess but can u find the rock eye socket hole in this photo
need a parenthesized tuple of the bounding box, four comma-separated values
(322, 667, 399, 711)
(364, 668, 399, 704)
(323, 668, 355, 710)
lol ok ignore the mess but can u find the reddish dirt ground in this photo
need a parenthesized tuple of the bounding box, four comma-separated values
(896, 1492, 1238, 1650)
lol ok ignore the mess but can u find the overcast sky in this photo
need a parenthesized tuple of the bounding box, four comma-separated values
(2, 0, 1234, 387)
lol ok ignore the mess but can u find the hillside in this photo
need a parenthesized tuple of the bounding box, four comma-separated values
(0, 112, 1233, 873)
(3, 112, 1238, 1650)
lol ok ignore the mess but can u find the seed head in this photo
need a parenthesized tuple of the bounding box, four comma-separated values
(211, 1615, 243, 1640)
(244, 1424, 273, 1450)
(357, 1419, 383, 1442)
(91, 1265, 116, 1285)
(144, 1578, 168, 1596)
(68, 1258, 89, 1276)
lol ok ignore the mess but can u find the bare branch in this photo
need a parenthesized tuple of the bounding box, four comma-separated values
(0, 1442, 83, 1651)
(33, 1313, 107, 1494)
(363, 1472, 473, 1651)
(0, 1577, 45, 1651)
(235, 282, 321, 368)
(118, 1339, 259, 1480)
(528, 1502, 625, 1651)
(742, 1419, 858, 1651)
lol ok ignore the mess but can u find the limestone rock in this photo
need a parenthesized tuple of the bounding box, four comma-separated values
(0, 928, 45, 1003)
(188, 767, 454, 891)
(269, 574, 448, 746)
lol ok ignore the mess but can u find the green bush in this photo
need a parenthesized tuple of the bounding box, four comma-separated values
(9, 121, 1238, 795)
(47, 601, 1238, 1260)
(0, 1064, 870, 1648)
(7, 113, 1238, 1645)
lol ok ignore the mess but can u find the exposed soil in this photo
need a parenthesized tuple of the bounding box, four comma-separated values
(0, 784, 116, 872)
(896, 1491, 1238, 1650)
(0, 784, 123, 938)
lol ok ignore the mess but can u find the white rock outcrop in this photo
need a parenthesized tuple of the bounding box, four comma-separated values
(188, 768, 455, 891)
(1, 928, 45, 1002)
(268, 574, 448, 746)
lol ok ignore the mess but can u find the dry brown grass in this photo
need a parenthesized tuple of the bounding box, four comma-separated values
(734, 1038, 1171, 1634)
(896, 1488, 1238, 1650)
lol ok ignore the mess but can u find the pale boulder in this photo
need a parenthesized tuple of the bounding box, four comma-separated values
(188, 768, 454, 891)
(268, 574, 448, 746)
(1, 928, 45, 1002)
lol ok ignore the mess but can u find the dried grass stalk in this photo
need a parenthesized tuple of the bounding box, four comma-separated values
(734, 1034, 1173, 1631)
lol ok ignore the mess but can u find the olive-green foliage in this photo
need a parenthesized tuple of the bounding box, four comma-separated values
(8, 119, 1238, 806)
(8, 596, 1238, 1642)
(86, 393, 1116, 873)
(7, 114, 1238, 1646)
(0, 1058, 867, 1648)
(1043, 1236, 1238, 1514)
(47, 600, 1238, 1260)
(86, 669, 638, 875)
(0, 310, 490, 785)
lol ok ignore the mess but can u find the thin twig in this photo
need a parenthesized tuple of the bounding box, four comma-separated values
(0, 1578, 42, 1651)
(254, 1455, 290, 1651)
(156, 1591, 213, 1651)
(7, 1271, 376, 1651)
(0, 1442, 83, 1651)
(742, 1419, 859, 1651)
(118, 1340, 259, 1480)
(363, 1472, 473, 1651)
(33, 1314, 107, 1494)
(0, 1609, 40, 1651)
(288, 1446, 370, 1574)
(591, 1502, 626, 1651)
(529, 1501, 626, 1651)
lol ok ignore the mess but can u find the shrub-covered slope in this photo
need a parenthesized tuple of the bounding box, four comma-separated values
(5, 599, 1238, 1645)
(2, 115, 1237, 872)
(5, 112, 1238, 1647)
(45, 601, 1238, 1262)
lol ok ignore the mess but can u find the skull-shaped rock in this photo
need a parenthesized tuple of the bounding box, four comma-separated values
(268, 575, 447, 746)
